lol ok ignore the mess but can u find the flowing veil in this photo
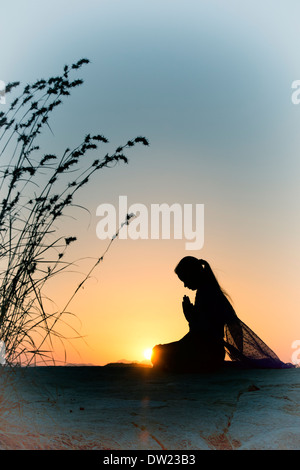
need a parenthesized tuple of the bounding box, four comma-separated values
(224, 317, 294, 369)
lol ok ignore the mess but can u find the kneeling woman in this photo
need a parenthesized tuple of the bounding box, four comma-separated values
(151, 257, 290, 372)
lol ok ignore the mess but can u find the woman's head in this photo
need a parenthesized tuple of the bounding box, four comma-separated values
(174, 257, 222, 292)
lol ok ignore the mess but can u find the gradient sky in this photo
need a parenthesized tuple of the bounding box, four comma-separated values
(1, 0, 300, 364)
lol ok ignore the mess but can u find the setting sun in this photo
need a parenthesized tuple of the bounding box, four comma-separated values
(143, 348, 153, 361)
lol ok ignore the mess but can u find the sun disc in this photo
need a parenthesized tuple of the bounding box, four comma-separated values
(144, 348, 153, 361)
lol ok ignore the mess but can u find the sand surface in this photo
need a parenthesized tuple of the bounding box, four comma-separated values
(0, 364, 299, 450)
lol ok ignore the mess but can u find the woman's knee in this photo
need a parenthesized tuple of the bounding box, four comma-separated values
(151, 345, 163, 365)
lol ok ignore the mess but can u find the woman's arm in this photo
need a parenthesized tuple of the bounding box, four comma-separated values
(182, 295, 194, 323)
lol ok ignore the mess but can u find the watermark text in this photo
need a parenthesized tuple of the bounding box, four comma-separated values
(291, 340, 300, 365)
(96, 196, 204, 250)
(0, 341, 5, 365)
(0, 81, 5, 105)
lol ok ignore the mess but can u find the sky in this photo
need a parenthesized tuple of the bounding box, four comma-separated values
(1, 0, 300, 365)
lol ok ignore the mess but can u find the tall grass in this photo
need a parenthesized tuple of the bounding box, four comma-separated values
(0, 59, 149, 366)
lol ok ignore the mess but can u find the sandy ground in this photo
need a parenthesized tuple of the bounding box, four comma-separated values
(0, 364, 299, 450)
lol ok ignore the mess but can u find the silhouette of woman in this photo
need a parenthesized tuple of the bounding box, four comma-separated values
(151, 257, 293, 372)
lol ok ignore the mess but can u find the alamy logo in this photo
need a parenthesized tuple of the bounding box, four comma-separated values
(96, 196, 204, 250)
(0, 81, 6, 105)
(0, 341, 5, 365)
(291, 340, 300, 365)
